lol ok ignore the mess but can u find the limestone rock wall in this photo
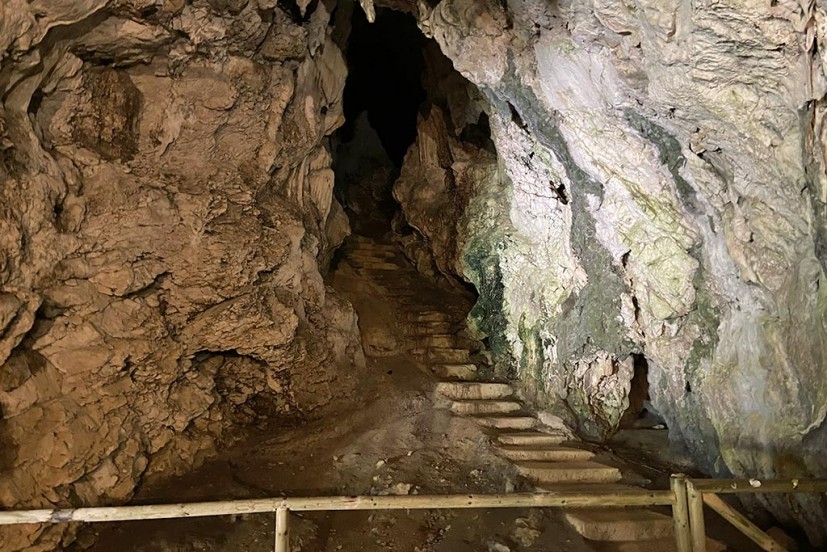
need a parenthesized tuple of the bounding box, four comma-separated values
(0, 1, 362, 550)
(395, 0, 827, 539)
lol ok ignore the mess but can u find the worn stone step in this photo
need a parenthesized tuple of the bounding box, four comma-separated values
(496, 445, 594, 462)
(534, 483, 641, 494)
(436, 382, 514, 400)
(430, 364, 478, 380)
(409, 321, 455, 334)
(415, 334, 469, 348)
(356, 262, 402, 271)
(343, 249, 401, 262)
(408, 346, 471, 364)
(497, 432, 568, 446)
(347, 237, 397, 248)
(423, 348, 470, 363)
(517, 461, 622, 485)
(473, 415, 537, 430)
(565, 508, 673, 542)
(387, 290, 417, 297)
(451, 400, 523, 415)
(404, 311, 454, 323)
(608, 537, 726, 552)
(346, 250, 397, 259)
(411, 347, 466, 362)
(347, 249, 398, 257)
(415, 334, 457, 348)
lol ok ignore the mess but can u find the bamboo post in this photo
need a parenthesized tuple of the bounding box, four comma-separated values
(275, 507, 289, 552)
(686, 480, 706, 552)
(670, 474, 692, 552)
(702, 494, 785, 552)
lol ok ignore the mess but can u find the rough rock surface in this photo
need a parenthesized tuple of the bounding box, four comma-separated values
(393, 0, 827, 539)
(0, 1, 362, 550)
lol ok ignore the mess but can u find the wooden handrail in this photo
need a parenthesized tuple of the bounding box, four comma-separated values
(0, 489, 674, 526)
(689, 478, 827, 494)
(3, 477, 824, 552)
(684, 477, 827, 552)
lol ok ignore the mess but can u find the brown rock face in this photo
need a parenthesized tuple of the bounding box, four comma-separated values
(0, 1, 361, 550)
(70, 68, 143, 161)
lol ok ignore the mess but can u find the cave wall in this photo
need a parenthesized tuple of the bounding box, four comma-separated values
(395, 0, 827, 539)
(0, 1, 362, 550)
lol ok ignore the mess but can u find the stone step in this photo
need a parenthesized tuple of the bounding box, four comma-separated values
(348, 253, 392, 260)
(436, 382, 514, 400)
(473, 415, 537, 430)
(356, 262, 402, 271)
(430, 364, 478, 380)
(496, 445, 594, 462)
(347, 250, 398, 259)
(450, 400, 523, 415)
(347, 248, 398, 256)
(411, 347, 466, 362)
(608, 537, 727, 552)
(347, 237, 397, 249)
(517, 461, 622, 485)
(415, 334, 469, 348)
(497, 432, 568, 446)
(387, 290, 417, 297)
(564, 508, 673, 542)
(414, 334, 457, 348)
(404, 311, 454, 323)
(408, 346, 471, 364)
(410, 322, 455, 334)
(423, 348, 470, 363)
(534, 483, 641, 494)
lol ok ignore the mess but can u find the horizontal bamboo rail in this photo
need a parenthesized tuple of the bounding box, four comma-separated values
(3, 477, 825, 552)
(690, 479, 827, 494)
(685, 478, 827, 552)
(0, 490, 674, 526)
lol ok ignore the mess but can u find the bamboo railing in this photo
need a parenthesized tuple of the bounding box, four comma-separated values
(0, 477, 825, 551)
(0, 489, 675, 551)
(683, 478, 827, 552)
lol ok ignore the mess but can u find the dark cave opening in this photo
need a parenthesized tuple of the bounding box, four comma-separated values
(332, 7, 429, 238)
(339, 8, 427, 166)
(329, 5, 484, 314)
(332, 5, 491, 244)
(619, 354, 666, 430)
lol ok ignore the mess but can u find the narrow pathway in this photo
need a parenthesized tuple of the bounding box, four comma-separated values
(343, 235, 723, 552)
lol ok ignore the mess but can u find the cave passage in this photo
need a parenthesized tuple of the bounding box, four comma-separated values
(333, 7, 427, 237)
(339, 7, 427, 166)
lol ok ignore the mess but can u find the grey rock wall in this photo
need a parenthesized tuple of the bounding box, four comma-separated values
(394, 0, 827, 539)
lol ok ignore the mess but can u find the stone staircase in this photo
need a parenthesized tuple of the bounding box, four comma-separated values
(342, 235, 709, 551)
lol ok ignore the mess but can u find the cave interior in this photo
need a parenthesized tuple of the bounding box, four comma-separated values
(0, 0, 825, 551)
